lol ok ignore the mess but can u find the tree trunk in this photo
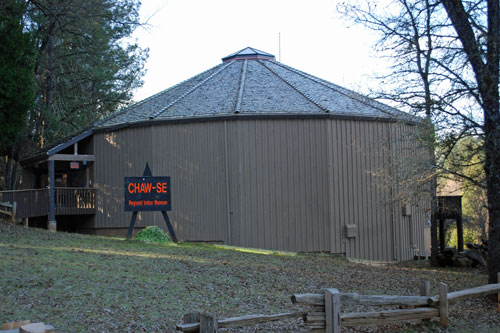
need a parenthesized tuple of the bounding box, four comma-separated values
(6, 147, 15, 190)
(426, 122, 439, 267)
(430, 182, 439, 266)
(439, 216, 446, 253)
(5, 146, 20, 191)
(485, 112, 500, 284)
(6, 156, 13, 190)
(442, 0, 500, 284)
(9, 160, 18, 190)
(484, 0, 500, 285)
(12, 159, 18, 190)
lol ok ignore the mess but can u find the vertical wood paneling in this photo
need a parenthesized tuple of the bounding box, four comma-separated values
(364, 122, 374, 259)
(377, 121, 391, 260)
(327, 120, 338, 253)
(224, 118, 330, 252)
(386, 122, 432, 261)
(324, 119, 408, 261)
(281, 120, 292, 249)
(93, 122, 228, 241)
(94, 126, 153, 229)
(358, 121, 369, 259)
(92, 117, 429, 261)
(152, 122, 228, 241)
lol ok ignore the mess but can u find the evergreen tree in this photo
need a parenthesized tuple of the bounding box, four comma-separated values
(0, 0, 147, 188)
(25, 0, 148, 145)
(0, 0, 35, 189)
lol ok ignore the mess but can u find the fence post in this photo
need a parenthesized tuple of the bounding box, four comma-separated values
(182, 312, 200, 333)
(23, 217, 28, 228)
(420, 280, 431, 297)
(420, 280, 431, 322)
(10, 202, 16, 223)
(200, 313, 218, 332)
(439, 283, 448, 328)
(325, 288, 341, 333)
(497, 272, 500, 312)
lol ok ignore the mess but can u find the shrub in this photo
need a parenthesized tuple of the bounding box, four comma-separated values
(135, 226, 171, 244)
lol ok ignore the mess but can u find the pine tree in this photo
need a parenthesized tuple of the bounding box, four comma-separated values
(0, 0, 35, 189)
(26, 0, 148, 145)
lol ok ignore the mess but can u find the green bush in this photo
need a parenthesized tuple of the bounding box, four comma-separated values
(135, 226, 171, 244)
(446, 224, 481, 248)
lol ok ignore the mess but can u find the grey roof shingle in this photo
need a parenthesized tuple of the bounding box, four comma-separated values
(96, 47, 411, 129)
(22, 48, 417, 164)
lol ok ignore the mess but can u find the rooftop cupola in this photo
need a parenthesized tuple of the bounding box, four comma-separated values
(222, 47, 275, 62)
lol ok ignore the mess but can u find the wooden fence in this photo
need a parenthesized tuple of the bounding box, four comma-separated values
(0, 189, 48, 218)
(176, 311, 306, 332)
(177, 276, 500, 332)
(0, 188, 96, 219)
(0, 201, 16, 222)
(293, 282, 444, 331)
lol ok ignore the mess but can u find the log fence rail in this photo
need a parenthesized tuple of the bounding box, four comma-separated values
(177, 274, 500, 332)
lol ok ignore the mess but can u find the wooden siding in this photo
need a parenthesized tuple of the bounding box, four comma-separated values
(325, 119, 395, 261)
(93, 126, 154, 228)
(225, 119, 330, 252)
(92, 118, 429, 261)
(388, 122, 431, 261)
(152, 122, 228, 241)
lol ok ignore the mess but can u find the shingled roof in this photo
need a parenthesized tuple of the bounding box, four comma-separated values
(21, 47, 416, 164)
(96, 47, 411, 129)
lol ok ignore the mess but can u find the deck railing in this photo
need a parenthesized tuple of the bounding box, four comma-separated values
(0, 187, 96, 219)
(55, 187, 96, 215)
(0, 189, 49, 218)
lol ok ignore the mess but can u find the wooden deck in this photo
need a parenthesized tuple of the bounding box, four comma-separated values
(0, 188, 96, 218)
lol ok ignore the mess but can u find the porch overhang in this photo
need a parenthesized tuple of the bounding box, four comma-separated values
(21, 128, 95, 167)
(48, 154, 95, 162)
(19, 128, 96, 232)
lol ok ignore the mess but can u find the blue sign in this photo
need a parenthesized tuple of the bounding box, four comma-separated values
(124, 176, 171, 211)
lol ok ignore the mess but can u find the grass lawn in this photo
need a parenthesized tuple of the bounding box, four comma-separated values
(1, 222, 499, 332)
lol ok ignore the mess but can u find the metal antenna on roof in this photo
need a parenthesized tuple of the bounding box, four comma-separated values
(278, 32, 281, 62)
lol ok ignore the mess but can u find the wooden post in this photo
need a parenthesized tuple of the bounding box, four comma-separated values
(23, 217, 28, 227)
(182, 312, 200, 333)
(10, 202, 16, 223)
(439, 283, 448, 328)
(161, 210, 178, 243)
(456, 215, 464, 252)
(420, 280, 431, 297)
(420, 280, 431, 322)
(126, 211, 138, 240)
(439, 217, 446, 253)
(48, 159, 56, 231)
(497, 272, 500, 312)
(200, 313, 218, 332)
(325, 288, 341, 333)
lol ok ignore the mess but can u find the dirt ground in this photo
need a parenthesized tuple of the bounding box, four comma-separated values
(1, 222, 499, 332)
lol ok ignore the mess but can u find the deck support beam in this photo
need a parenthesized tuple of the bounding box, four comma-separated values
(457, 214, 464, 252)
(439, 217, 446, 252)
(48, 159, 56, 231)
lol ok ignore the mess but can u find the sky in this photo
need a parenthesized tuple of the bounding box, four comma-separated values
(131, 0, 387, 102)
